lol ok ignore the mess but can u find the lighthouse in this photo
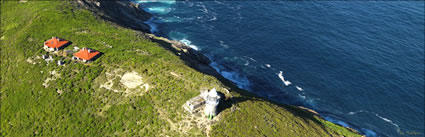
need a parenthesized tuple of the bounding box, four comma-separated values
(204, 88, 220, 120)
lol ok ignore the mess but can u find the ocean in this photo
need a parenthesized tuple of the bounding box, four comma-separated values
(135, 1, 424, 136)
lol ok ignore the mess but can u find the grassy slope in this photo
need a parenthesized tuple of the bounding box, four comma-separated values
(1, 1, 361, 137)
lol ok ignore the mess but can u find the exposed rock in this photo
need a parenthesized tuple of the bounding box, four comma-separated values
(57, 89, 63, 95)
(99, 69, 149, 96)
(75, 0, 152, 33)
(147, 34, 220, 78)
(43, 70, 61, 88)
(170, 72, 180, 78)
(297, 106, 319, 116)
(26, 58, 35, 64)
(76, 0, 231, 87)
(120, 71, 144, 89)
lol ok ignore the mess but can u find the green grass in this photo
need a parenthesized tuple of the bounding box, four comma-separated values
(1, 1, 362, 136)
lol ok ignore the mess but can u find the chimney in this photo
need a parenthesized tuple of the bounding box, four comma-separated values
(88, 49, 91, 53)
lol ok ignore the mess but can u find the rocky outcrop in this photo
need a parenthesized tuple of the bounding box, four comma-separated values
(74, 0, 222, 81)
(146, 34, 221, 77)
(75, 0, 152, 32)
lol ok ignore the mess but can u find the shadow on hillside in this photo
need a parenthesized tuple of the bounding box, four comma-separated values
(58, 41, 72, 50)
(216, 94, 259, 115)
(91, 52, 103, 62)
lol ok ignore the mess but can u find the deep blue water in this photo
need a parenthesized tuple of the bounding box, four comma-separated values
(136, 1, 424, 137)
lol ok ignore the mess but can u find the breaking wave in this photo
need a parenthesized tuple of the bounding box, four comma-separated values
(179, 39, 199, 51)
(146, 7, 172, 14)
(375, 113, 401, 133)
(208, 57, 251, 90)
(144, 18, 158, 34)
(323, 116, 377, 137)
(278, 71, 292, 86)
(347, 110, 401, 133)
(135, 0, 175, 15)
(137, 1, 386, 136)
(159, 16, 184, 23)
(219, 40, 229, 48)
(348, 110, 366, 115)
(136, 0, 176, 5)
(295, 86, 303, 91)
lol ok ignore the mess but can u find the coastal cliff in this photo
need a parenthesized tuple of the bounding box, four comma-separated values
(75, 0, 219, 78)
(1, 1, 363, 136)
(78, 1, 364, 136)
(76, 0, 152, 32)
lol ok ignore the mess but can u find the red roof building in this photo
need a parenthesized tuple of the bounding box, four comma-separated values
(43, 37, 70, 51)
(72, 48, 101, 62)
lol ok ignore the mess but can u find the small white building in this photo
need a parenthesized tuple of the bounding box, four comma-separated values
(204, 88, 220, 119)
(183, 88, 221, 120)
(183, 95, 205, 114)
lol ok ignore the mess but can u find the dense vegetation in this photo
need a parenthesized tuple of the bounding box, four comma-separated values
(1, 1, 362, 136)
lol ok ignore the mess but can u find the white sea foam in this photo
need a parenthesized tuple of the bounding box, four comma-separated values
(214, 0, 224, 4)
(346, 111, 400, 134)
(249, 57, 257, 62)
(136, 0, 176, 4)
(278, 71, 291, 86)
(219, 41, 229, 48)
(159, 1, 176, 4)
(160, 16, 183, 23)
(209, 60, 251, 90)
(298, 94, 306, 99)
(146, 7, 172, 14)
(244, 60, 249, 66)
(144, 18, 158, 33)
(295, 86, 303, 91)
(325, 116, 377, 137)
(375, 113, 401, 133)
(265, 64, 271, 68)
(200, 4, 208, 13)
(209, 15, 217, 21)
(324, 117, 351, 128)
(347, 110, 365, 115)
(179, 39, 199, 51)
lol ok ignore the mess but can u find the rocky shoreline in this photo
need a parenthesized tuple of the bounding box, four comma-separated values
(76, 0, 328, 119)
(76, 0, 222, 78)
(75, 0, 363, 136)
(75, 0, 327, 119)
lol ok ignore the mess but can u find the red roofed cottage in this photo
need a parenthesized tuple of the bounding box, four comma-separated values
(72, 48, 101, 63)
(44, 37, 70, 51)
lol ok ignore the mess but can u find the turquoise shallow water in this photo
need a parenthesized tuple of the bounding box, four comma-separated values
(136, 1, 424, 136)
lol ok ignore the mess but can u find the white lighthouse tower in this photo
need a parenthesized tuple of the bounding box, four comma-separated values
(204, 88, 220, 119)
